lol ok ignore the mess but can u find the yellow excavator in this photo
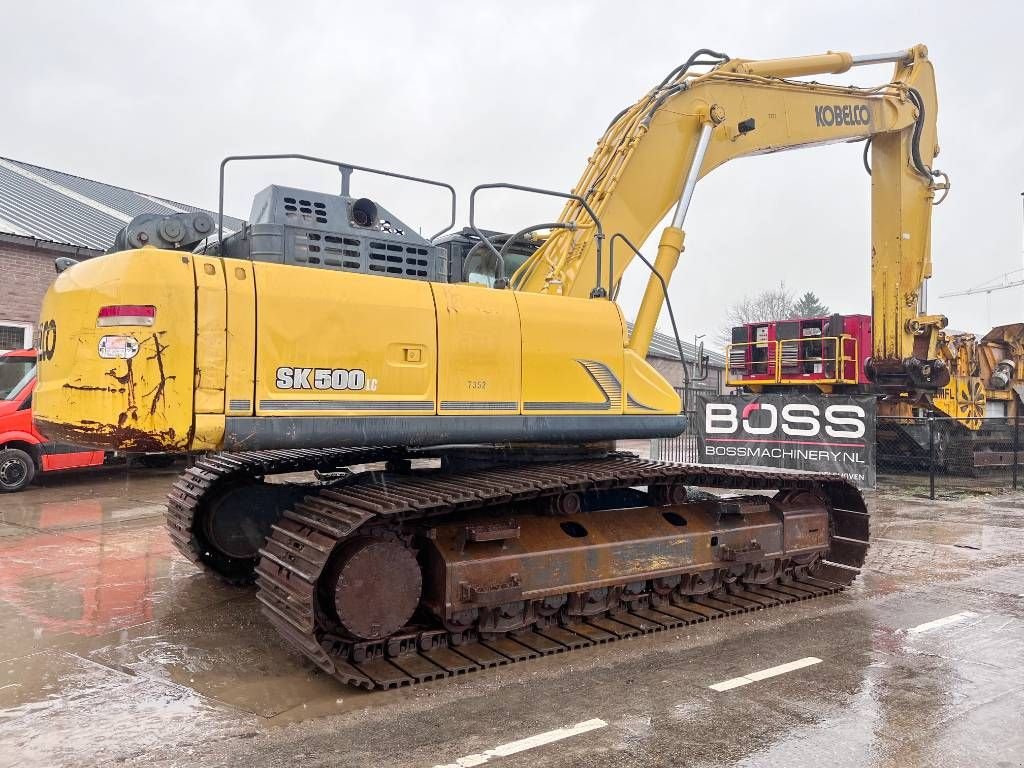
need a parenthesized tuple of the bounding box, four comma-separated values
(33, 45, 945, 689)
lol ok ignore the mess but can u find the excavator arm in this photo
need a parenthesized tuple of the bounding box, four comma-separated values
(512, 45, 949, 391)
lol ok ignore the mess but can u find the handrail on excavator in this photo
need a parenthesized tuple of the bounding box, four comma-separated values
(216, 153, 458, 246)
(467, 181, 605, 294)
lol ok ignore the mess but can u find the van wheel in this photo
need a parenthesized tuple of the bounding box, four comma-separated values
(0, 448, 36, 492)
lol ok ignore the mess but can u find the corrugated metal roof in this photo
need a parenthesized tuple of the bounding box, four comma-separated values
(626, 321, 726, 367)
(0, 156, 245, 251)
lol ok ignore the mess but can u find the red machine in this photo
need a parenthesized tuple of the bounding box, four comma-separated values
(727, 314, 872, 391)
(0, 348, 106, 492)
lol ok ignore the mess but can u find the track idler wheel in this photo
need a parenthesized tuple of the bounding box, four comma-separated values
(328, 538, 422, 641)
(201, 481, 311, 581)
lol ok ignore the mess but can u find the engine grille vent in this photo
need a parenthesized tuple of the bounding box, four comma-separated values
(283, 195, 329, 225)
(230, 184, 441, 282)
(368, 241, 430, 278)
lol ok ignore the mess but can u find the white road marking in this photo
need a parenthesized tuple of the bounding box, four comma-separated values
(709, 657, 822, 692)
(907, 611, 976, 634)
(433, 718, 607, 768)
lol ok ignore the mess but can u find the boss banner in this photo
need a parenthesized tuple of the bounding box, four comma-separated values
(695, 393, 876, 488)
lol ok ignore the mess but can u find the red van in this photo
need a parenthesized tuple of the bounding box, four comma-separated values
(0, 348, 107, 492)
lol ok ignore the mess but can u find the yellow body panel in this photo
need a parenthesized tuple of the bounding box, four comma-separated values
(253, 263, 437, 417)
(35, 249, 197, 451)
(932, 377, 985, 430)
(192, 413, 225, 451)
(193, 255, 227, 415)
(516, 292, 625, 415)
(623, 349, 682, 414)
(224, 261, 257, 416)
(434, 283, 521, 415)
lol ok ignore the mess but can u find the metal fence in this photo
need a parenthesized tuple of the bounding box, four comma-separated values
(650, 396, 699, 463)
(876, 415, 1020, 499)
(650, 414, 1021, 500)
(650, 433, 699, 463)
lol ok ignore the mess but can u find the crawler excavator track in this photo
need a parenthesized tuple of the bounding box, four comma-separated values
(166, 449, 869, 690)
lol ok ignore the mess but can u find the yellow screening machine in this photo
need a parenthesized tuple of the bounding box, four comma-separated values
(30, 46, 945, 689)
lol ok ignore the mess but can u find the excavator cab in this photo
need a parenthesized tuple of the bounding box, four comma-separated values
(436, 228, 540, 287)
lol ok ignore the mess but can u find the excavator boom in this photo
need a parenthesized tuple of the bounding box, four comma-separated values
(515, 45, 948, 390)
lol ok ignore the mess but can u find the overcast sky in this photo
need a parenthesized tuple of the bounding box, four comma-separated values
(3, 0, 1022, 345)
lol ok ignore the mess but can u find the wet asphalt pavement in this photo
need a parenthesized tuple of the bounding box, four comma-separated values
(0, 463, 1022, 768)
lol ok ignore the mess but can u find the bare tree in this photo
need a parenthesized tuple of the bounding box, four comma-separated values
(718, 282, 795, 346)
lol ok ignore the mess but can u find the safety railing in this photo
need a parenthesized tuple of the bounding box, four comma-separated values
(726, 335, 859, 386)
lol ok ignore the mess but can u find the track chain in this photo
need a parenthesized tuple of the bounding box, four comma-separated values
(165, 447, 407, 581)
(248, 455, 869, 690)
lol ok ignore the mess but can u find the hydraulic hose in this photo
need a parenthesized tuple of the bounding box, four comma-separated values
(907, 87, 937, 180)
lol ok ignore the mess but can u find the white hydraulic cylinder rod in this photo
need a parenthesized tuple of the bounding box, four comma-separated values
(850, 49, 911, 66)
(671, 121, 715, 229)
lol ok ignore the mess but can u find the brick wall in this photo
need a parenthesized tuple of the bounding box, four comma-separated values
(0, 238, 98, 345)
